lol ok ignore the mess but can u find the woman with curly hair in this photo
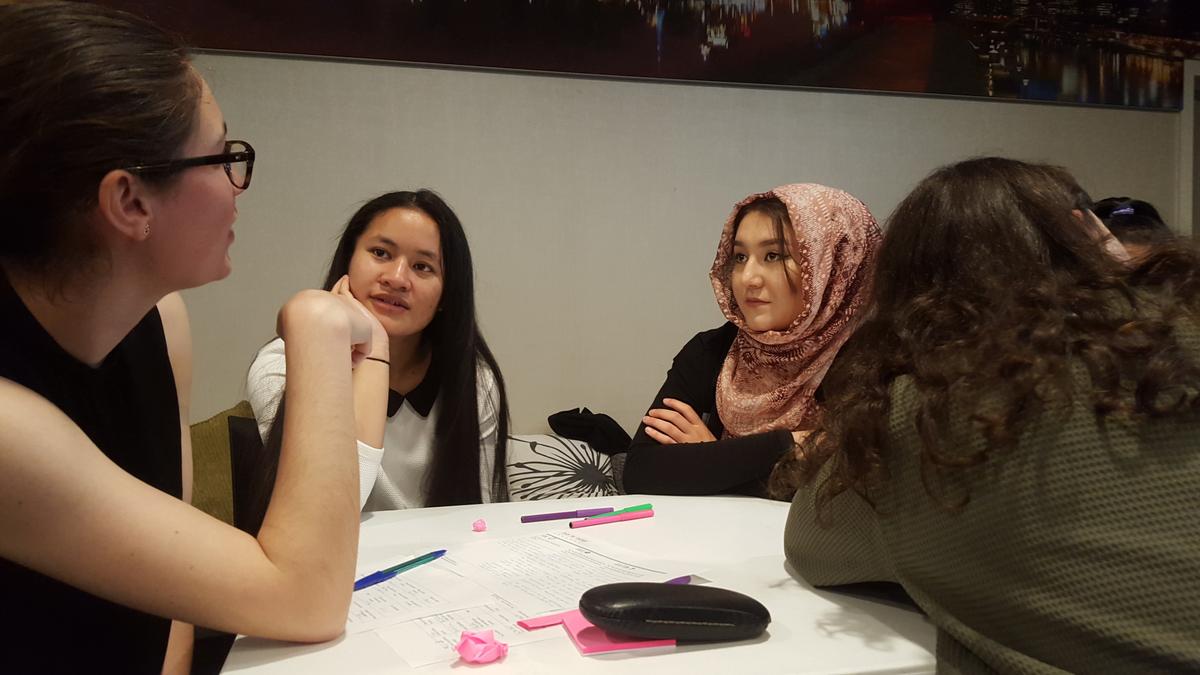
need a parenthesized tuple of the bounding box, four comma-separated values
(782, 158, 1200, 672)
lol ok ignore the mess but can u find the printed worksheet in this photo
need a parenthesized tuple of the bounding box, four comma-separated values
(375, 594, 559, 668)
(362, 532, 686, 664)
(346, 555, 494, 634)
(448, 531, 677, 613)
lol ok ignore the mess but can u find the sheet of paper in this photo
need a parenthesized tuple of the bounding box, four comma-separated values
(376, 594, 560, 668)
(447, 531, 676, 614)
(372, 532, 686, 666)
(346, 556, 494, 634)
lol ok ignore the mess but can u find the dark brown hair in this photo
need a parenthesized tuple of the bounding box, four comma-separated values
(725, 196, 797, 291)
(0, 1, 199, 281)
(787, 157, 1200, 515)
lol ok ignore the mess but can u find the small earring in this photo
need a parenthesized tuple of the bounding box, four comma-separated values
(144, 225, 151, 237)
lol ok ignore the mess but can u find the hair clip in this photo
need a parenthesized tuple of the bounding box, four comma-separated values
(1111, 206, 1136, 216)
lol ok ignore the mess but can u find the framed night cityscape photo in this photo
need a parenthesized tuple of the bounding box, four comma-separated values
(95, 1, 1199, 110)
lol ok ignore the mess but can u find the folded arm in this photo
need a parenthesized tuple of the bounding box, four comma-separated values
(623, 331, 792, 495)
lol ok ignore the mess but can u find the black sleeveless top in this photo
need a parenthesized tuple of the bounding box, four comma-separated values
(0, 272, 181, 673)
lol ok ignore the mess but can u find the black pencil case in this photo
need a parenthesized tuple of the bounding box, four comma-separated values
(579, 582, 770, 642)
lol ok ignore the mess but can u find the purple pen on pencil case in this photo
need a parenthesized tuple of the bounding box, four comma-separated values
(520, 507, 613, 523)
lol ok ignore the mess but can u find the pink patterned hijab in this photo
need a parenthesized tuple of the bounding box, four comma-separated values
(710, 184, 882, 437)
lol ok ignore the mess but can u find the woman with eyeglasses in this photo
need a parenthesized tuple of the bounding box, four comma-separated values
(783, 158, 1200, 671)
(0, 3, 380, 672)
(245, 190, 511, 523)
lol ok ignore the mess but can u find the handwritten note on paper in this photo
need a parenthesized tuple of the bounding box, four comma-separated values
(346, 560, 493, 634)
(376, 595, 559, 668)
(449, 531, 675, 613)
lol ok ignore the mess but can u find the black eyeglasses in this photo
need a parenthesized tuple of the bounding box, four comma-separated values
(126, 140, 255, 190)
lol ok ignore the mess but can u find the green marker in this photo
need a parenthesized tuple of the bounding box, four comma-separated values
(585, 503, 652, 519)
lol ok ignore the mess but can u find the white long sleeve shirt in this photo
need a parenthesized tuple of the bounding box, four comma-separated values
(246, 337, 500, 510)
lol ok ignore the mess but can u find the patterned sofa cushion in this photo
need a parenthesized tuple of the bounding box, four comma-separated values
(505, 434, 618, 501)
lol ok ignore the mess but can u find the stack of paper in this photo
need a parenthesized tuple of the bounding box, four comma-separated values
(345, 531, 683, 667)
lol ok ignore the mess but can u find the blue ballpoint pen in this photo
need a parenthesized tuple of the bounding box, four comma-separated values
(353, 549, 447, 591)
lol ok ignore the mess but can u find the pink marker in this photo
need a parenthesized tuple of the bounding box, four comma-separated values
(569, 509, 654, 528)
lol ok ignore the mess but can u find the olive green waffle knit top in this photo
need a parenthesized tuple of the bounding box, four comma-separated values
(785, 343, 1200, 673)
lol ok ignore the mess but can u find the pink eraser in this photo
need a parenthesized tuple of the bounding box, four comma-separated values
(472, 518, 487, 532)
(455, 629, 508, 663)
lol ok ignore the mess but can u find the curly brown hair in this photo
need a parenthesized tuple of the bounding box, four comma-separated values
(780, 157, 1200, 516)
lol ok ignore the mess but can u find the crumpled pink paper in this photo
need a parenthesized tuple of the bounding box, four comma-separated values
(456, 629, 508, 663)
(472, 518, 487, 532)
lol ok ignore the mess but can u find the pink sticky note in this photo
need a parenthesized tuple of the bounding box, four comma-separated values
(517, 609, 576, 630)
(472, 518, 487, 532)
(517, 609, 675, 655)
(456, 629, 508, 664)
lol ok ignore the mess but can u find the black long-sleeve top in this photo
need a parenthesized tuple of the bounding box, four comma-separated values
(623, 322, 794, 496)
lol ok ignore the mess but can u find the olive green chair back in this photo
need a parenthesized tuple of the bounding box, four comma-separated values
(189, 400, 255, 525)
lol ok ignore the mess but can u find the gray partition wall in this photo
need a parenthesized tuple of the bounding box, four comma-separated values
(186, 52, 1183, 432)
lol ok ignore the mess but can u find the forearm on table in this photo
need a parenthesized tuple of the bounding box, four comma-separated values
(623, 429, 793, 495)
(785, 477, 891, 587)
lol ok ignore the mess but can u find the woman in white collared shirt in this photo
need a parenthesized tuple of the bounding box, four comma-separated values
(247, 190, 510, 516)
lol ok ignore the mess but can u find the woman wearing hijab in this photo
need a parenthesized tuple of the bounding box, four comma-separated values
(623, 184, 882, 497)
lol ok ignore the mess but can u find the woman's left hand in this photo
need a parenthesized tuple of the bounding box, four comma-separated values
(330, 275, 388, 366)
(642, 398, 717, 444)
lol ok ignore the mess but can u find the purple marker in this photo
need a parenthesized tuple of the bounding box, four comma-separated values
(520, 507, 614, 523)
